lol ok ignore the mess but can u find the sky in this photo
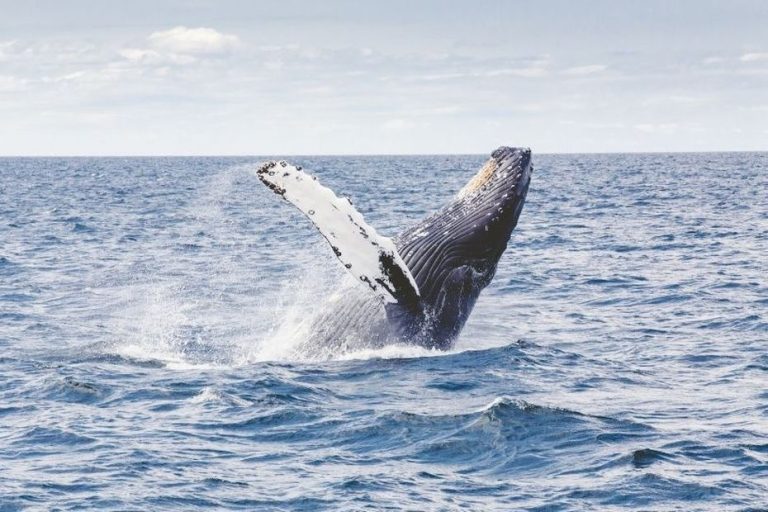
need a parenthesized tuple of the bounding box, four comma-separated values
(1, 0, 767, 155)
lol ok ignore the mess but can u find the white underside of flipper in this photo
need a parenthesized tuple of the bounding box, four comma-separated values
(255, 161, 420, 305)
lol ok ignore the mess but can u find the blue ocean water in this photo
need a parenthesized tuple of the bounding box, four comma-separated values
(0, 153, 766, 511)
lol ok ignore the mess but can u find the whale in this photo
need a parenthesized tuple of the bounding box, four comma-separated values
(256, 146, 532, 358)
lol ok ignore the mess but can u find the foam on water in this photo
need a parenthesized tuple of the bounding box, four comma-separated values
(97, 164, 488, 367)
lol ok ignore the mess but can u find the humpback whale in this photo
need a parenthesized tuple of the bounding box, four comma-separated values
(256, 146, 532, 357)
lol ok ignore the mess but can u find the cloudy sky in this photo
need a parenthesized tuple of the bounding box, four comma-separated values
(1, 0, 767, 155)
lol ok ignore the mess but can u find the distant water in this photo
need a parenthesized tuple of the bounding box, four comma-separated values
(1, 153, 766, 511)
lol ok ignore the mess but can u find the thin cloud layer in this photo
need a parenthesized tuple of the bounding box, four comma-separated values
(0, 0, 767, 154)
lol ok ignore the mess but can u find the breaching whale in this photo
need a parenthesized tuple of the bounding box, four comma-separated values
(256, 146, 532, 358)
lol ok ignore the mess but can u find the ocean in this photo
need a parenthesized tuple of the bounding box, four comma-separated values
(1, 153, 766, 510)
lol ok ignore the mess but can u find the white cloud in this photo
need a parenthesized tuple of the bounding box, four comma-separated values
(562, 64, 607, 75)
(148, 26, 239, 55)
(117, 27, 239, 67)
(739, 52, 768, 62)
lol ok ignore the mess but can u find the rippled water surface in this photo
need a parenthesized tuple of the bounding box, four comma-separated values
(1, 153, 766, 510)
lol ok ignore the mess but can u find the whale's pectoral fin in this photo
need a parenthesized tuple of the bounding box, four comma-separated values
(255, 161, 421, 306)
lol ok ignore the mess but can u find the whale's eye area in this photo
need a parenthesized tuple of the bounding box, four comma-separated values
(457, 158, 498, 199)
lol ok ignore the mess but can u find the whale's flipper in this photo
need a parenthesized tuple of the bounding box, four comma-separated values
(256, 161, 420, 306)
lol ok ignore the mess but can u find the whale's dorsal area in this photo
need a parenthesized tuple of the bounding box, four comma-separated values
(255, 160, 420, 307)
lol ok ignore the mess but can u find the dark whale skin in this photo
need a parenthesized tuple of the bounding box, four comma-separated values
(297, 147, 533, 358)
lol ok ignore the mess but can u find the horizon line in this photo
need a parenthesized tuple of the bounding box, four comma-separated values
(1, 149, 767, 158)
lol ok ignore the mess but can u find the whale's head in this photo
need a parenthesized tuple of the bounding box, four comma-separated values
(396, 146, 533, 347)
(452, 146, 532, 257)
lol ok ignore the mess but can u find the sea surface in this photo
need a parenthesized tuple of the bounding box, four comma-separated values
(1, 153, 766, 511)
